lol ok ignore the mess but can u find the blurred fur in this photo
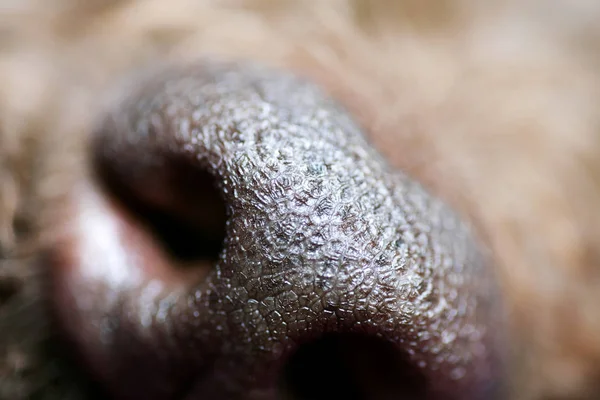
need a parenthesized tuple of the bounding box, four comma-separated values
(1, 0, 600, 399)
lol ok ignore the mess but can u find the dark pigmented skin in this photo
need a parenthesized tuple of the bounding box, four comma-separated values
(47, 60, 504, 399)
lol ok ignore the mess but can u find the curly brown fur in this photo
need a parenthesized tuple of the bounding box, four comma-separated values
(1, 1, 600, 399)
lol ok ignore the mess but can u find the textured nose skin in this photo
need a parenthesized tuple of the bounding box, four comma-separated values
(49, 60, 503, 399)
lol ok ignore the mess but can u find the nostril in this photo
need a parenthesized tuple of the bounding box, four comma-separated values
(93, 158, 227, 263)
(0, 276, 21, 306)
(279, 333, 428, 400)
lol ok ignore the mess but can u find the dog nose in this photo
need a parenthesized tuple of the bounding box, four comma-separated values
(48, 60, 504, 400)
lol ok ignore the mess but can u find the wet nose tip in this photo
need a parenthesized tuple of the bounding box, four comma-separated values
(213, 153, 500, 398)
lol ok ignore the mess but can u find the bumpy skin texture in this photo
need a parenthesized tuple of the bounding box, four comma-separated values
(48, 60, 503, 399)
